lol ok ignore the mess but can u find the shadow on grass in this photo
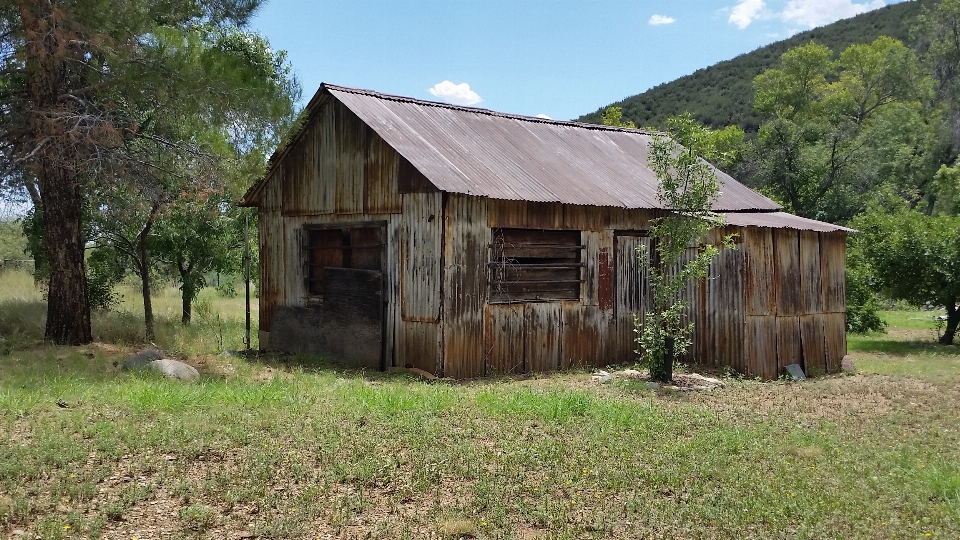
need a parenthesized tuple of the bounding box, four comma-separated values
(848, 336, 959, 356)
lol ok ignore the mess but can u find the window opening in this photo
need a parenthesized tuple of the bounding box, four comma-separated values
(303, 225, 383, 299)
(488, 228, 584, 303)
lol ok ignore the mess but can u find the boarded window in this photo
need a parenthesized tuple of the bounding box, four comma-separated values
(489, 228, 583, 303)
(303, 225, 383, 297)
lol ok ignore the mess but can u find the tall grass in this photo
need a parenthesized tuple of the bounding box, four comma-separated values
(0, 269, 256, 355)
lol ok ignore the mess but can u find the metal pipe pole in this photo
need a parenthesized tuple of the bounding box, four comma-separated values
(244, 213, 251, 351)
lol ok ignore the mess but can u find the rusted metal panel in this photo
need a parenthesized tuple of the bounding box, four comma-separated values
(776, 316, 802, 375)
(708, 245, 744, 372)
(800, 230, 824, 314)
(281, 133, 306, 215)
(401, 192, 443, 322)
(317, 101, 337, 214)
(823, 312, 846, 373)
(800, 314, 827, 376)
(258, 210, 284, 332)
(398, 157, 439, 193)
(284, 220, 305, 308)
(745, 315, 778, 379)
(334, 101, 365, 214)
(524, 303, 562, 372)
(724, 211, 854, 233)
(744, 227, 775, 316)
(774, 229, 801, 316)
(484, 303, 525, 374)
(560, 304, 605, 368)
(486, 199, 564, 229)
(583, 231, 600, 306)
(398, 320, 440, 374)
(442, 195, 489, 379)
(820, 232, 847, 313)
(364, 130, 401, 214)
(325, 85, 779, 212)
(564, 204, 608, 231)
(598, 231, 614, 311)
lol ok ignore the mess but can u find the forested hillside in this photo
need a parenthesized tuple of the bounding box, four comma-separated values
(579, 0, 933, 131)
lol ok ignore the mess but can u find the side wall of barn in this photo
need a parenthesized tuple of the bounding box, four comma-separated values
(253, 96, 443, 372)
(440, 195, 847, 379)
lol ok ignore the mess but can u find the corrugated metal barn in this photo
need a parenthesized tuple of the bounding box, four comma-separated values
(240, 83, 852, 379)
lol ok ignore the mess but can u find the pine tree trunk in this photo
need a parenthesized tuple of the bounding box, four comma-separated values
(38, 160, 92, 345)
(22, 1, 92, 345)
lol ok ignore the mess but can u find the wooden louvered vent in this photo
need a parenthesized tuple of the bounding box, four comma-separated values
(488, 228, 584, 303)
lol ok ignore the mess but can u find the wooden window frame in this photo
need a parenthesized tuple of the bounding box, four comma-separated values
(488, 228, 584, 304)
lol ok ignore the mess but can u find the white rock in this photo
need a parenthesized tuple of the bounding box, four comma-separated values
(149, 359, 200, 381)
(592, 370, 613, 384)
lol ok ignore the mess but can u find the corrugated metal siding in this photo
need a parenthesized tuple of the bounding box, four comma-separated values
(399, 320, 440, 374)
(561, 304, 606, 368)
(800, 314, 828, 375)
(823, 312, 846, 372)
(484, 303, 525, 374)
(746, 315, 778, 379)
(524, 303, 562, 372)
(335, 100, 365, 214)
(774, 229, 801, 316)
(364, 132, 401, 214)
(486, 199, 564, 229)
(442, 195, 489, 378)
(706, 242, 745, 372)
(821, 232, 847, 313)
(744, 227, 775, 317)
(258, 210, 284, 332)
(800, 231, 824, 314)
(401, 192, 443, 322)
(776, 316, 803, 373)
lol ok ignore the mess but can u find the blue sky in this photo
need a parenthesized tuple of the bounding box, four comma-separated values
(250, 0, 909, 121)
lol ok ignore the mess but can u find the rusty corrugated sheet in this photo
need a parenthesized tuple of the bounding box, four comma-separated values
(800, 314, 828, 375)
(800, 231, 824, 314)
(484, 304, 525, 374)
(524, 303, 562, 372)
(820, 232, 847, 313)
(560, 304, 605, 368)
(745, 315, 778, 379)
(823, 312, 846, 373)
(724, 212, 854, 232)
(442, 194, 489, 378)
(364, 132, 401, 214)
(314, 84, 778, 212)
(399, 320, 440, 374)
(776, 316, 803, 374)
(774, 229, 801, 316)
(401, 192, 443, 322)
(744, 227, 775, 316)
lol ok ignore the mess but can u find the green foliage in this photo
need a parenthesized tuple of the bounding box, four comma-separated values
(0, 220, 26, 261)
(578, 1, 931, 131)
(638, 115, 735, 381)
(844, 244, 888, 334)
(751, 38, 935, 222)
(86, 248, 126, 311)
(600, 106, 635, 128)
(852, 203, 960, 342)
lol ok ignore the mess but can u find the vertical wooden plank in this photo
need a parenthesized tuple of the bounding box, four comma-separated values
(363, 131, 401, 214)
(560, 304, 602, 369)
(776, 316, 802, 376)
(401, 192, 443, 322)
(820, 232, 847, 313)
(823, 312, 846, 373)
(800, 230, 823, 314)
(318, 100, 336, 214)
(484, 304, 525, 374)
(745, 315, 778, 379)
(744, 227, 775, 316)
(442, 195, 489, 379)
(774, 228, 801, 316)
(335, 101, 365, 214)
(524, 303, 561, 372)
(800, 313, 827, 376)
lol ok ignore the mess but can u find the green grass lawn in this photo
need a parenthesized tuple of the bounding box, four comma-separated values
(1, 274, 959, 539)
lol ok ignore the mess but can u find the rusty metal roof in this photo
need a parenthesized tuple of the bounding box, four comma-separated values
(724, 212, 855, 232)
(303, 84, 779, 212)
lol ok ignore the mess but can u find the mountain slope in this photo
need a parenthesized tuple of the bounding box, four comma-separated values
(578, 0, 932, 131)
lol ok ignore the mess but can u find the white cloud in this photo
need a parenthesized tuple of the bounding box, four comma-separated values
(535, 114, 552, 119)
(428, 80, 482, 106)
(729, 0, 765, 29)
(780, 0, 885, 28)
(648, 14, 676, 26)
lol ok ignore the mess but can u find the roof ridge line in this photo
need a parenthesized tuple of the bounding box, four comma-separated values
(322, 83, 664, 136)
